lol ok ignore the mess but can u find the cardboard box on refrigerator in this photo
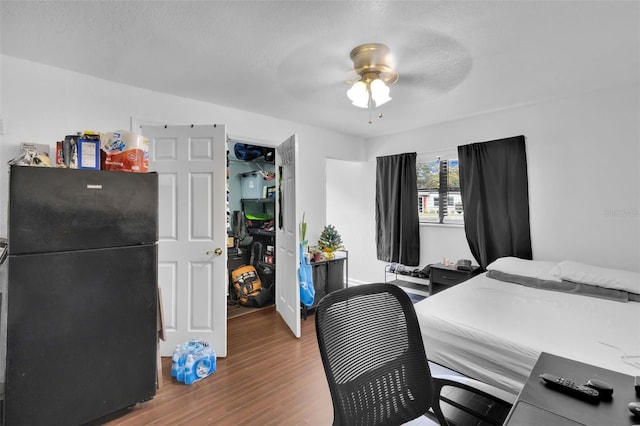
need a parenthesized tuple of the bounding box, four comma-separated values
(20, 143, 52, 167)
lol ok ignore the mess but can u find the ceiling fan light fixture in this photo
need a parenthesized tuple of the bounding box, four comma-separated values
(370, 78, 391, 107)
(346, 43, 398, 116)
(347, 80, 369, 108)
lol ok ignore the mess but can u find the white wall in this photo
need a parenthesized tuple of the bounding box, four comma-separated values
(351, 84, 640, 281)
(325, 159, 373, 284)
(0, 56, 366, 238)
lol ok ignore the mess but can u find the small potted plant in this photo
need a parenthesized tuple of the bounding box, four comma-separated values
(317, 224, 343, 259)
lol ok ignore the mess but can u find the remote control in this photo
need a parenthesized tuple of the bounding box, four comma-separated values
(539, 373, 600, 403)
(586, 378, 613, 400)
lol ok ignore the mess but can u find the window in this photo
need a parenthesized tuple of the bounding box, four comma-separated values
(417, 157, 463, 224)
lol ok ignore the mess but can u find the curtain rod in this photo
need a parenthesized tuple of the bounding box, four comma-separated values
(416, 146, 458, 158)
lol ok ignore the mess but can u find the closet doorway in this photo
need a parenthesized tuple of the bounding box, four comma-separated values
(227, 140, 277, 319)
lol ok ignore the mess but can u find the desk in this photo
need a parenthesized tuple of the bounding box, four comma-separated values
(301, 253, 348, 319)
(504, 352, 640, 425)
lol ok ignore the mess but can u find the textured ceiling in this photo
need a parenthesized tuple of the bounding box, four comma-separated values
(1, 1, 638, 139)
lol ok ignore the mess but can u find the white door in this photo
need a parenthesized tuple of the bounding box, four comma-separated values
(275, 135, 300, 337)
(143, 125, 228, 357)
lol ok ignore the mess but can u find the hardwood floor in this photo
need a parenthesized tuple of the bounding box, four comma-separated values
(104, 308, 333, 425)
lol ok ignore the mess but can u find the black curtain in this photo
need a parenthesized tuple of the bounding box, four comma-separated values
(375, 153, 420, 266)
(457, 136, 532, 269)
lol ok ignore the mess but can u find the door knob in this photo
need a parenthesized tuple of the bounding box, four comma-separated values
(206, 248, 223, 256)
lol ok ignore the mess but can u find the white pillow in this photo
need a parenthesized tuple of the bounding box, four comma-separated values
(549, 261, 640, 295)
(486, 256, 561, 282)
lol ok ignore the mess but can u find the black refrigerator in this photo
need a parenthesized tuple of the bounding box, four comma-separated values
(4, 165, 158, 425)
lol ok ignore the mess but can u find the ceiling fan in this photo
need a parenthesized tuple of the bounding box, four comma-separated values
(346, 43, 398, 114)
(277, 28, 474, 123)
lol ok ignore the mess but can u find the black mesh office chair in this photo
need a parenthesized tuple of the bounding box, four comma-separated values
(315, 283, 513, 426)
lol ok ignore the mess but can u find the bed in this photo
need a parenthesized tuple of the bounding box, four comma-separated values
(414, 257, 640, 396)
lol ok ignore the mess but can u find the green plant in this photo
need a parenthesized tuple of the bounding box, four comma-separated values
(318, 224, 343, 251)
(299, 212, 307, 245)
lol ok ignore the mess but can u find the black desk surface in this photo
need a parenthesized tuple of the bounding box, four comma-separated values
(504, 352, 640, 426)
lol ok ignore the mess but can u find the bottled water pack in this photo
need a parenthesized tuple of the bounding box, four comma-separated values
(171, 339, 216, 385)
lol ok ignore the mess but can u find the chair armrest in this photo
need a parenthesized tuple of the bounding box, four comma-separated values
(431, 374, 515, 426)
(432, 374, 517, 405)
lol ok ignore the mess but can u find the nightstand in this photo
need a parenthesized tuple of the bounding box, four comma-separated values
(430, 262, 481, 293)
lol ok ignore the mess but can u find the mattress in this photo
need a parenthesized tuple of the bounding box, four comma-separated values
(414, 272, 640, 396)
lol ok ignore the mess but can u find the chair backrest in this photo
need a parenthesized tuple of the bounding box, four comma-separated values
(315, 283, 439, 426)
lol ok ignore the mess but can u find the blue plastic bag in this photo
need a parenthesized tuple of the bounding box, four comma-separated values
(234, 143, 263, 161)
(299, 244, 315, 307)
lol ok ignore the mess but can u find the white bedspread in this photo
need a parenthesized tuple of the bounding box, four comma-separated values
(414, 272, 640, 396)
